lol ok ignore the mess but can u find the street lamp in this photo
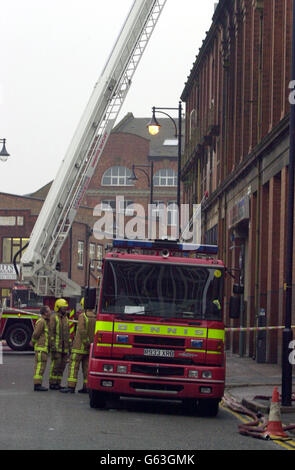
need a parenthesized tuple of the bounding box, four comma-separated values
(129, 163, 154, 240)
(128, 163, 154, 205)
(147, 102, 182, 237)
(147, 110, 162, 136)
(0, 139, 10, 162)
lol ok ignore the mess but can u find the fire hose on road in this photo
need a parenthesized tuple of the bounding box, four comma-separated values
(223, 391, 295, 441)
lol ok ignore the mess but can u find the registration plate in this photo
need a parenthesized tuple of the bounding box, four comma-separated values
(144, 349, 175, 358)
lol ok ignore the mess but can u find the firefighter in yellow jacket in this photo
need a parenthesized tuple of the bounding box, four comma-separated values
(31, 305, 51, 391)
(49, 298, 71, 390)
(60, 297, 96, 394)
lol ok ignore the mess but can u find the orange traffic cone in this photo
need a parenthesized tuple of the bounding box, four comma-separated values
(263, 387, 289, 440)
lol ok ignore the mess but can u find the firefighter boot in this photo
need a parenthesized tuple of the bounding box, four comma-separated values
(78, 386, 88, 394)
(50, 384, 66, 390)
(34, 384, 48, 392)
(59, 387, 75, 394)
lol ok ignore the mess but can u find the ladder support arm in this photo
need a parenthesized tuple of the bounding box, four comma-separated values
(21, 0, 167, 297)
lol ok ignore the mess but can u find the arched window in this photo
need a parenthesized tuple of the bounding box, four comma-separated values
(102, 166, 133, 186)
(153, 168, 177, 187)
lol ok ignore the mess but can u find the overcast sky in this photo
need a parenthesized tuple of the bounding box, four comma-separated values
(0, 0, 217, 196)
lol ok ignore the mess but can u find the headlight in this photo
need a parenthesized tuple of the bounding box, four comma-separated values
(117, 365, 128, 374)
(103, 364, 114, 372)
(200, 387, 212, 394)
(101, 380, 113, 388)
(188, 370, 199, 378)
(202, 370, 212, 379)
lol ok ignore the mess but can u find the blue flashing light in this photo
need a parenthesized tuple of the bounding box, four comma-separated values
(113, 239, 154, 250)
(181, 243, 218, 255)
(112, 239, 218, 255)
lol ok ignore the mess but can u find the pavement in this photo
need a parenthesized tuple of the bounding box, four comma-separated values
(225, 352, 295, 420)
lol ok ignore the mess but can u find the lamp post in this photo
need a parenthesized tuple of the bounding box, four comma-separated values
(0, 139, 10, 162)
(147, 102, 182, 237)
(128, 162, 154, 205)
(282, 0, 295, 407)
(129, 163, 154, 240)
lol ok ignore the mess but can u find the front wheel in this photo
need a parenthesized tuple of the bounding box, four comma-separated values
(5, 323, 33, 351)
(182, 398, 198, 415)
(197, 398, 220, 417)
(89, 389, 107, 409)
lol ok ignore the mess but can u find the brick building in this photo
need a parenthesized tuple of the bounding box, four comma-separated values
(83, 113, 181, 240)
(0, 193, 101, 305)
(0, 113, 180, 303)
(180, 0, 293, 363)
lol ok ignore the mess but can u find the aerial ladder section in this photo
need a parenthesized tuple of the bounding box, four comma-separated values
(20, 0, 167, 298)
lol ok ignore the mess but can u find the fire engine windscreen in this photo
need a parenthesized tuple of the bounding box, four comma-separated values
(101, 260, 223, 321)
(12, 289, 43, 309)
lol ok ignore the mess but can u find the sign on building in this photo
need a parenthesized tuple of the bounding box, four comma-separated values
(228, 196, 250, 229)
(0, 264, 17, 280)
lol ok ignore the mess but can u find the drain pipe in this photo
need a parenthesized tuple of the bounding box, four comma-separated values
(253, 1, 264, 360)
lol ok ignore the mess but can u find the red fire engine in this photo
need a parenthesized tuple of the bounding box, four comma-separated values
(87, 239, 227, 417)
(0, 286, 41, 350)
(0, 285, 78, 350)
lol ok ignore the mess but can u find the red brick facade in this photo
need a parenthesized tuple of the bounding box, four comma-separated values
(181, 0, 293, 363)
(83, 114, 180, 241)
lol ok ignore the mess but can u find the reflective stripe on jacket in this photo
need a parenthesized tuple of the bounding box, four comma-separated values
(49, 312, 71, 354)
(31, 317, 49, 353)
(71, 310, 96, 355)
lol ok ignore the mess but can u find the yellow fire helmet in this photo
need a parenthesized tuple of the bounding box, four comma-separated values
(54, 298, 69, 312)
